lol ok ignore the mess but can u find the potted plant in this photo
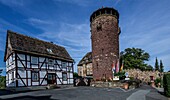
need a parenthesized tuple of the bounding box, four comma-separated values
(123, 82, 129, 89)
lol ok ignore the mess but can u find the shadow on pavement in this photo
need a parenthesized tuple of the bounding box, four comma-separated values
(0, 89, 15, 96)
(0, 95, 58, 100)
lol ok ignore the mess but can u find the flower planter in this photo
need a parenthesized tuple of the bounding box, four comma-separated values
(123, 83, 129, 89)
(151, 82, 155, 87)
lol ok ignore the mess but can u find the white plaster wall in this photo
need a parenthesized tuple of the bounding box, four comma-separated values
(42, 63, 46, 68)
(8, 72, 11, 84)
(70, 73, 73, 78)
(8, 81, 15, 87)
(32, 64, 38, 68)
(27, 71, 31, 78)
(67, 73, 70, 78)
(69, 79, 73, 84)
(27, 55, 30, 61)
(39, 57, 45, 62)
(49, 66, 54, 70)
(56, 60, 61, 64)
(28, 79, 31, 86)
(17, 61, 25, 68)
(18, 79, 24, 86)
(40, 79, 47, 85)
(40, 71, 46, 78)
(17, 54, 25, 60)
(6, 55, 16, 72)
(69, 63, 72, 67)
(56, 65, 60, 70)
(11, 64, 15, 69)
(56, 72, 62, 77)
(57, 79, 62, 84)
(23, 79, 26, 86)
(27, 62, 30, 68)
(13, 54, 15, 61)
(63, 81, 67, 84)
(6, 74, 8, 86)
(18, 70, 26, 78)
(32, 82, 39, 85)
(9, 56, 12, 64)
(47, 71, 55, 73)
(6, 61, 9, 72)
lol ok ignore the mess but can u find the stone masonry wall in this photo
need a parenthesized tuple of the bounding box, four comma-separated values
(124, 69, 160, 82)
(91, 14, 120, 80)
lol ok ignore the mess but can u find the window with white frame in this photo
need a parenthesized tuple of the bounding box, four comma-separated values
(68, 66, 72, 71)
(31, 71, 39, 81)
(62, 73, 67, 81)
(62, 62, 67, 68)
(48, 59, 54, 66)
(31, 56, 38, 64)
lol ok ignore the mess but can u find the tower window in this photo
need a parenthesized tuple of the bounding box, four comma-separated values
(102, 49, 104, 53)
(97, 24, 102, 32)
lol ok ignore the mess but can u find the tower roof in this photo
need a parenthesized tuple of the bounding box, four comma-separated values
(90, 7, 119, 22)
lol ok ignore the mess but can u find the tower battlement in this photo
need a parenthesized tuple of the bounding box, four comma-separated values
(90, 7, 119, 23)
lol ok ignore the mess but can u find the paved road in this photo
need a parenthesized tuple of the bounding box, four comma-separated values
(0, 85, 168, 100)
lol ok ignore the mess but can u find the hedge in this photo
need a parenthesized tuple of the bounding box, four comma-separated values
(0, 76, 6, 89)
(163, 73, 170, 97)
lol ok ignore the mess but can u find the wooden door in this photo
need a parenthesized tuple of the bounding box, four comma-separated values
(47, 73, 56, 84)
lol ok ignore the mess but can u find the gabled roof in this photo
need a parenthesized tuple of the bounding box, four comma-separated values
(4, 30, 74, 62)
(77, 52, 92, 66)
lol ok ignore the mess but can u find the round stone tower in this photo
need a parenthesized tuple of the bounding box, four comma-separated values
(90, 7, 120, 80)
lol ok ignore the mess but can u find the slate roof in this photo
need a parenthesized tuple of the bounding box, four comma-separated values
(77, 52, 92, 66)
(5, 30, 73, 62)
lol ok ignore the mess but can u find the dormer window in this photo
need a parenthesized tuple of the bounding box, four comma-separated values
(47, 49, 53, 54)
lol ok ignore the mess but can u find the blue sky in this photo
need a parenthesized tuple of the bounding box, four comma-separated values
(0, 0, 170, 75)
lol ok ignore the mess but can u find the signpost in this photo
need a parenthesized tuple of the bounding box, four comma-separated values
(125, 72, 130, 80)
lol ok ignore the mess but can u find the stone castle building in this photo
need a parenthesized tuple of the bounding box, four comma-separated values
(77, 7, 161, 83)
(90, 7, 121, 80)
(77, 52, 92, 77)
(77, 52, 161, 83)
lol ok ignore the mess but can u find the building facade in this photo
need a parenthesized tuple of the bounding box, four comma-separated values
(90, 7, 121, 80)
(4, 30, 74, 87)
(77, 52, 92, 77)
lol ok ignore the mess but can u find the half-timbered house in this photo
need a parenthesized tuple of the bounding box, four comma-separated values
(4, 30, 74, 87)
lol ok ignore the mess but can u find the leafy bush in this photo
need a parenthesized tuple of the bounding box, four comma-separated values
(0, 76, 6, 89)
(155, 78, 161, 87)
(163, 73, 170, 97)
(114, 71, 126, 80)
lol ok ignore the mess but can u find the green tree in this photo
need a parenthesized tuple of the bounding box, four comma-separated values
(0, 69, 5, 89)
(160, 60, 164, 72)
(155, 57, 159, 71)
(0, 76, 5, 89)
(0, 69, 2, 76)
(73, 72, 79, 78)
(120, 47, 151, 71)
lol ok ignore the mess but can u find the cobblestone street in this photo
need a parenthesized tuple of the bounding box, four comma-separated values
(0, 84, 168, 100)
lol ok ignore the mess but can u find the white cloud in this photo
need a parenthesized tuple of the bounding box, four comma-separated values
(28, 20, 91, 72)
(0, 18, 34, 52)
(53, 0, 91, 6)
(28, 18, 52, 26)
(0, 0, 25, 7)
(119, 1, 170, 72)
